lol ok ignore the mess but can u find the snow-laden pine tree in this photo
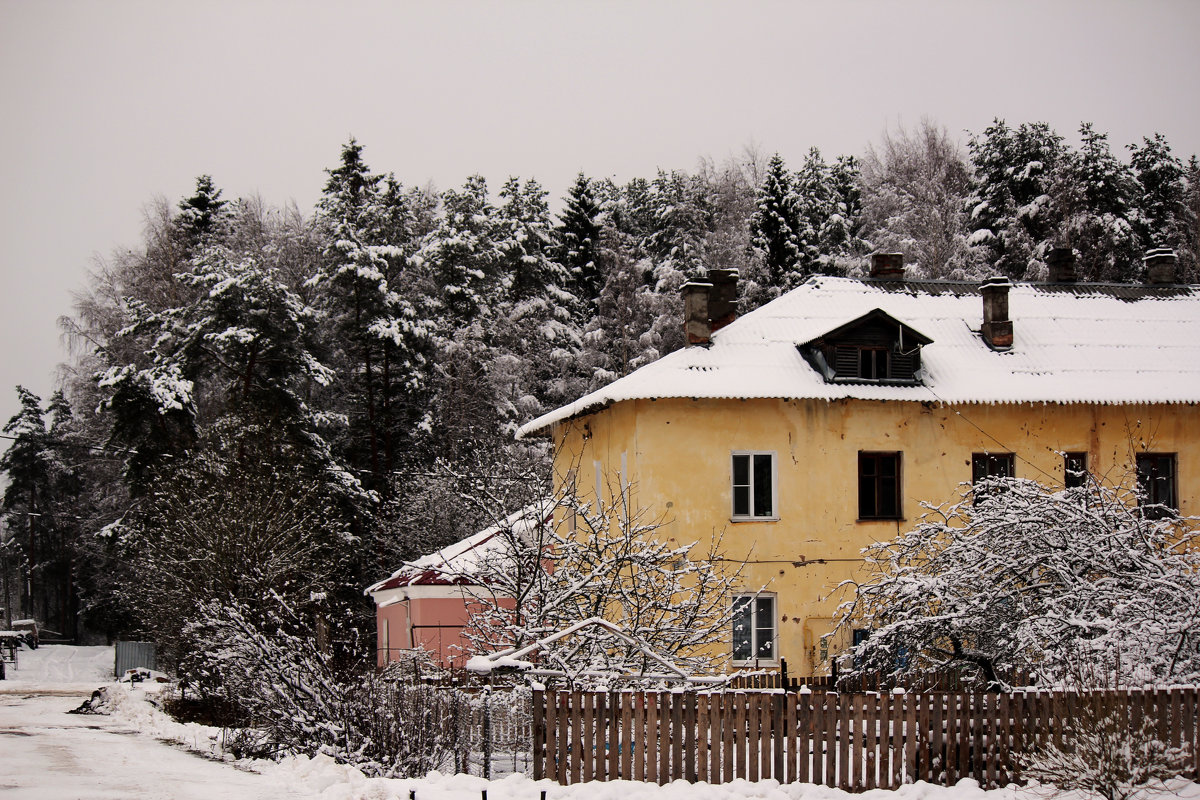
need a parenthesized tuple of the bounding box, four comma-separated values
(1056, 123, 1143, 282)
(1129, 133, 1192, 281)
(174, 174, 229, 253)
(966, 120, 1067, 279)
(793, 147, 832, 276)
(643, 169, 710, 274)
(0, 388, 81, 635)
(311, 139, 434, 494)
(487, 177, 585, 433)
(750, 153, 801, 292)
(556, 172, 604, 313)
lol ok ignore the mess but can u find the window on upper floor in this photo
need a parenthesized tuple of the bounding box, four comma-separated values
(732, 451, 776, 520)
(1136, 453, 1177, 519)
(859, 451, 901, 519)
(856, 347, 889, 380)
(1064, 452, 1088, 489)
(732, 593, 776, 664)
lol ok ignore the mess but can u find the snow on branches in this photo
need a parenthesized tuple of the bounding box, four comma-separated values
(444, 467, 746, 687)
(839, 475, 1200, 689)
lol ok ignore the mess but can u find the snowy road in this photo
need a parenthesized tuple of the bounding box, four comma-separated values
(4, 647, 1196, 800)
(0, 691, 315, 800)
(0, 645, 315, 800)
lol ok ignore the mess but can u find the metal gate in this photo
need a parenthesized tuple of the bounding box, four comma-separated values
(114, 640, 156, 677)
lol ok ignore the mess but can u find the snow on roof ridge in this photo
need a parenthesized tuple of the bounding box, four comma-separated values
(364, 501, 552, 593)
(516, 276, 1200, 438)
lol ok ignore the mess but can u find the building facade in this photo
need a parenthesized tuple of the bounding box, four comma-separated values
(517, 253, 1200, 676)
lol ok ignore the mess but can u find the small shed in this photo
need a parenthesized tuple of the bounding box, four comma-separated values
(365, 504, 547, 669)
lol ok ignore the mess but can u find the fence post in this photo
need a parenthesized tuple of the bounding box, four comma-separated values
(532, 688, 545, 781)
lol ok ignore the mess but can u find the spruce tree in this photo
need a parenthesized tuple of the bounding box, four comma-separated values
(794, 147, 835, 276)
(1060, 123, 1141, 281)
(750, 153, 801, 289)
(0, 387, 78, 634)
(556, 172, 603, 309)
(1129, 134, 1188, 253)
(175, 175, 228, 252)
(966, 120, 1066, 278)
(312, 139, 432, 494)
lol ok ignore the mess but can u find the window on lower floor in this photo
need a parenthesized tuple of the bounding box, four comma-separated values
(732, 451, 776, 519)
(1064, 452, 1088, 489)
(1136, 453, 1177, 519)
(859, 451, 901, 519)
(852, 628, 870, 668)
(972, 452, 1015, 483)
(732, 594, 776, 663)
(972, 452, 1015, 503)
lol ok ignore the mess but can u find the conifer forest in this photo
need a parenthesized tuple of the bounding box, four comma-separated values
(2, 118, 1198, 676)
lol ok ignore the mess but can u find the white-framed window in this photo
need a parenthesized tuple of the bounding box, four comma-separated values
(731, 451, 777, 520)
(732, 593, 777, 664)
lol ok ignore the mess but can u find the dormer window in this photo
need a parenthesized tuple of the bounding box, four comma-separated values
(801, 309, 932, 386)
(857, 347, 889, 380)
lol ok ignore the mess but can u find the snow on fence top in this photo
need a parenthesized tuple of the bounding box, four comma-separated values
(518, 275, 1200, 437)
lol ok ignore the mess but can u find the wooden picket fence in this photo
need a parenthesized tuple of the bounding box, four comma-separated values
(531, 687, 1200, 789)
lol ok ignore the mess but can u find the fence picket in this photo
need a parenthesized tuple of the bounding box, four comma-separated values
(785, 692, 798, 784)
(865, 694, 877, 790)
(646, 691, 659, 784)
(810, 692, 824, 786)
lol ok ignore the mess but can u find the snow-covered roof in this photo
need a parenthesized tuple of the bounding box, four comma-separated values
(518, 276, 1200, 437)
(364, 503, 550, 594)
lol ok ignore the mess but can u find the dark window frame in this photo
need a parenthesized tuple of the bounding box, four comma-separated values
(1136, 453, 1177, 519)
(972, 452, 1015, 502)
(972, 452, 1015, 483)
(858, 451, 902, 520)
(858, 347, 890, 380)
(1064, 452, 1088, 489)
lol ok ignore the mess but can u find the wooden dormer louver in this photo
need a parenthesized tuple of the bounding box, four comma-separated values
(800, 309, 932, 386)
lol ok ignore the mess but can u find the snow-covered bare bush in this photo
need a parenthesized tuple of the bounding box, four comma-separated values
(449, 467, 746, 687)
(1020, 697, 1192, 800)
(839, 475, 1200, 689)
(191, 596, 470, 777)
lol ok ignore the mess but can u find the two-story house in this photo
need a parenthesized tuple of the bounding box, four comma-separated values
(514, 250, 1200, 676)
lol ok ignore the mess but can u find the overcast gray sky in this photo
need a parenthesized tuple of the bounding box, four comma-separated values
(1, 0, 1198, 429)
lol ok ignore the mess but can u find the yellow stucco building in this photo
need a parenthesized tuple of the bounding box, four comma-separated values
(517, 252, 1200, 676)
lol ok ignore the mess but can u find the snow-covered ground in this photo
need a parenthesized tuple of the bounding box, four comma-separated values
(2, 645, 1197, 800)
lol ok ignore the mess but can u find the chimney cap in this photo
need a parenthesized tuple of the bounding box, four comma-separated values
(1142, 247, 1178, 285)
(981, 275, 1012, 289)
(1142, 247, 1177, 261)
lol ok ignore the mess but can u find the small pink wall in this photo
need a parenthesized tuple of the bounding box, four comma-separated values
(375, 590, 516, 669)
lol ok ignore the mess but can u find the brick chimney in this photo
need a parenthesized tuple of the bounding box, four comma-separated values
(980, 276, 1013, 350)
(707, 268, 739, 333)
(681, 280, 713, 345)
(870, 252, 905, 279)
(1143, 247, 1178, 285)
(1046, 247, 1077, 283)
(681, 270, 740, 346)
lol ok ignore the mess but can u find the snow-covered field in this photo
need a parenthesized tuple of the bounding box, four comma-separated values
(2, 645, 1198, 800)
